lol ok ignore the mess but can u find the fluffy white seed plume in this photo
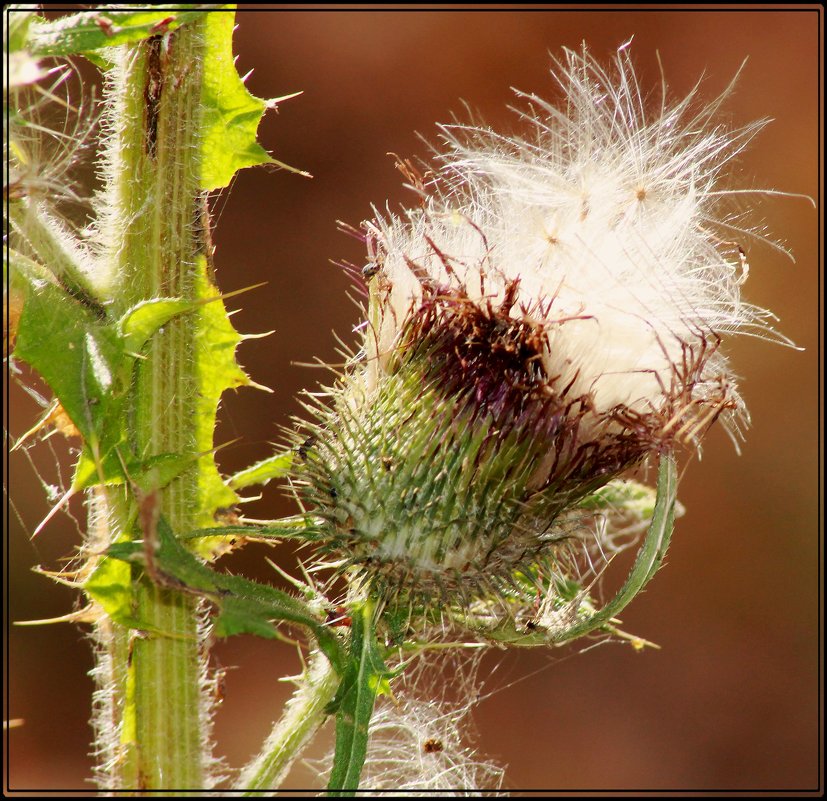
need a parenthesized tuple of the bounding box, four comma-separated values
(352, 696, 505, 795)
(311, 652, 504, 795)
(365, 42, 781, 450)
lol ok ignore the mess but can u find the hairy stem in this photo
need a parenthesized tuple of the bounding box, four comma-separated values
(239, 651, 339, 794)
(91, 20, 212, 793)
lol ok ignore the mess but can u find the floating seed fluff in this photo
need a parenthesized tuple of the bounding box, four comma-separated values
(296, 45, 776, 609)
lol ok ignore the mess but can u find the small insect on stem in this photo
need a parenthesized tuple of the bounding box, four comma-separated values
(325, 606, 352, 627)
(297, 435, 316, 461)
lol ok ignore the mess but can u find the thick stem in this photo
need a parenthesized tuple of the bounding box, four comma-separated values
(91, 20, 213, 793)
(239, 651, 339, 795)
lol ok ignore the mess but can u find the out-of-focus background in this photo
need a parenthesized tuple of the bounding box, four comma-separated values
(6, 7, 819, 793)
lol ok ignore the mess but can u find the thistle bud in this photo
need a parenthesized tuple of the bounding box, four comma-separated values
(295, 45, 779, 614)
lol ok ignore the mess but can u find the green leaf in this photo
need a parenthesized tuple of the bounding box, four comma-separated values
(27, 8, 213, 57)
(469, 457, 677, 648)
(199, 11, 274, 191)
(119, 292, 259, 355)
(215, 576, 343, 673)
(191, 272, 247, 536)
(119, 298, 195, 354)
(13, 270, 126, 449)
(72, 451, 192, 492)
(131, 454, 194, 494)
(71, 447, 125, 490)
(554, 451, 678, 643)
(228, 451, 294, 490)
(118, 285, 269, 529)
(84, 555, 154, 631)
(105, 514, 345, 671)
(326, 601, 392, 795)
(10, 267, 194, 492)
(7, 248, 54, 291)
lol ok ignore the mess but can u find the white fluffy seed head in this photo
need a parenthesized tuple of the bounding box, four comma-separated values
(364, 43, 784, 449)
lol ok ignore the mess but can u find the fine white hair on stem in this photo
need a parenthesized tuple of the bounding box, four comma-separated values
(364, 43, 793, 450)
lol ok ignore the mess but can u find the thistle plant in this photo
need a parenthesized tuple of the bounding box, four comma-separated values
(7, 8, 798, 794)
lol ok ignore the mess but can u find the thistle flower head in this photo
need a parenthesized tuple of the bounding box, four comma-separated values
(296, 44, 782, 614)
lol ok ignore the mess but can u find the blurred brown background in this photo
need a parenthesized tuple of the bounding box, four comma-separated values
(6, 7, 820, 793)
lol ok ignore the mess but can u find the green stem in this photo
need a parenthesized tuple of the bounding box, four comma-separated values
(87, 487, 137, 787)
(239, 651, 339, 795)
(91, 19, 212, 793)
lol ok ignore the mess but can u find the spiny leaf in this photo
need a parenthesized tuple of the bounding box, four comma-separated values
(191, 272, 247, 536)
(11, 268, 205, 492)
(104, 514, 345, 672)
(199, 10, 275, 191)
(119, 287, 262, 355)
(84, 554, 152, 632)
(13, 270, 125, 449)
(72, 452, 192, 492)
(228, 451, 294, 490)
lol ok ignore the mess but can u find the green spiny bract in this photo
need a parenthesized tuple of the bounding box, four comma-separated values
(293, 281, 655, 613)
